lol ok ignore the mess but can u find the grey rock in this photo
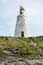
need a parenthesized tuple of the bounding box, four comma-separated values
(0, 60, 43, 65)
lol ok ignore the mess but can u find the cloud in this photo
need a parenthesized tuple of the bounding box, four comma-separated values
(0, 0, 43, 36)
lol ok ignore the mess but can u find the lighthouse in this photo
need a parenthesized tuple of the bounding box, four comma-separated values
(14, 6, 29, 37)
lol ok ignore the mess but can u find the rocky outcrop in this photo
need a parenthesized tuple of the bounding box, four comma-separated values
(0, 60, 43, 65)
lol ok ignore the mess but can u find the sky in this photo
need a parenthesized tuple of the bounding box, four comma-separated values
(0, 0, 43, 36)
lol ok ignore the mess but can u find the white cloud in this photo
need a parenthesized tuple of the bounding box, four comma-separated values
(1, 0, 7, 3)
(0, 0, 43, 36)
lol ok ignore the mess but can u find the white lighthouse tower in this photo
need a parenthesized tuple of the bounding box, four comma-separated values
(14, 6, 29, 37)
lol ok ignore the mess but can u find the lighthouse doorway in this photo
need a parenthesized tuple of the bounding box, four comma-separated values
(21, 31, 24, 37)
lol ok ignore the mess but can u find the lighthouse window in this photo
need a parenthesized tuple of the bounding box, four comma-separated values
(21, 31, 24, 37)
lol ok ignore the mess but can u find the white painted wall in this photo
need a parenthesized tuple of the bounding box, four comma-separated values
(14, 14, 29, 37)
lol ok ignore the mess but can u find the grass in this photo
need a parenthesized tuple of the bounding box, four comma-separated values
(0, 36, 43, 60)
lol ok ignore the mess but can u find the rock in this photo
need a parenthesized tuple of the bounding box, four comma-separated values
(0, 60, 43, 65)
(3, 50, 13, 55)
(35, 61, 43, 65)
(4, 62, 15, 65)
(0, 62, 5, 65)
(25, 60, 34, 65)
(13, 48, 20, 54)
(37, 48, 42, 54)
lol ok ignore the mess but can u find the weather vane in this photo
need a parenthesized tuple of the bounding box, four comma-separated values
(20, 5, 25, 14)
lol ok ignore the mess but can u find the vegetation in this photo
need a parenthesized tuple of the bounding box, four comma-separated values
(0, 36, 43, 61)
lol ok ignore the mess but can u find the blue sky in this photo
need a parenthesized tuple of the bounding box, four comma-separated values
(0, 0, 43, 36)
